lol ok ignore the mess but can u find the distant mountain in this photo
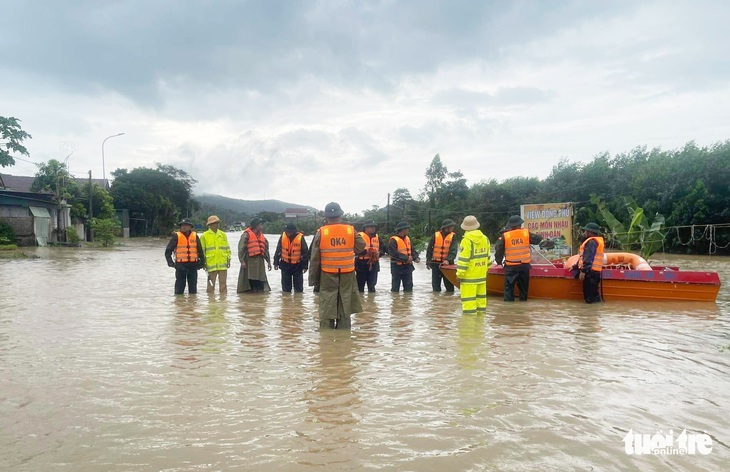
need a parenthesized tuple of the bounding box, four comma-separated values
(195, 193, 317, 215)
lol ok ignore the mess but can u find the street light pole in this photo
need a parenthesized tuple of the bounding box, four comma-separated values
(101, 132, 125, 188)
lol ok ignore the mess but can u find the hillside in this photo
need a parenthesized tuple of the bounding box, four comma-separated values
(195, 194, 317, 215)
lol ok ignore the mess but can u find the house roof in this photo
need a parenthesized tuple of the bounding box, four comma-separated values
(0, 174, 38, 193)
(0, 173, 107, 192)
(284, 207, 309, 214)
(0, 189, 57, 207)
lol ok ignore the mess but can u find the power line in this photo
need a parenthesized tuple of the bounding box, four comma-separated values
(10, 156, 40, 166)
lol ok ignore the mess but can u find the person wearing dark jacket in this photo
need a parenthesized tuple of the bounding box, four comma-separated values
(355, 220, 386, 293)
(573, 222, 605, 303)
(164, 218, 206, 295)
(388, 221, 420, 292)
(426, 218, 459, 292)
(273, 223, 309, 293)
(493, 215, 542, 301)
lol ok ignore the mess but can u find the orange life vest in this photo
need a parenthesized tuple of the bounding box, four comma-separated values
(578, 236, 605, 272)
(175, 231, 199, 263)
(246, 227, 266, 257)
(319, 224, 356, 273)
(432, 230, 455, 262)
(389, 235, 412, 265)
(503, 228, 531, 265)
(280, 232, 303, 264)
(358, 232, 380, 260)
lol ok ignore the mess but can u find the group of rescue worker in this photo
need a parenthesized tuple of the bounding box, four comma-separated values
(164, 203, 606, 330)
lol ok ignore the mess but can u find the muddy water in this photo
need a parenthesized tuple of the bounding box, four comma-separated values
(1, 236, 728, 471)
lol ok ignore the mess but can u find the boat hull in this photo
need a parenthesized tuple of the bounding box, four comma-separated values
(439, 265, 721, 302)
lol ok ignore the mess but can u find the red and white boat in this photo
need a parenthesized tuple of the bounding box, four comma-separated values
(440, 249, 721, 302)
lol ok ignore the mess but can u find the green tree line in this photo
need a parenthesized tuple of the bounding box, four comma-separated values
(358, 143, 730, 255)
(5, 111, 728, 253)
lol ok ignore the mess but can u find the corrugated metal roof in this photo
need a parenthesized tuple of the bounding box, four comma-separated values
(29, 206, 51, 218)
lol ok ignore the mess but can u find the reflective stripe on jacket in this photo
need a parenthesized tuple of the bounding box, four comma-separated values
(281, 232, 303, 264)
(432, 231, 455, 262)
(389, 235, 412, 265)
(320, 224, 356, 273)
(503, 228, 531, 265)
(358, 232, 380, 260)
(246, 227, 266, 257)
(579, 236, 605, 272)
(175, 231, 199, 263)
(455, 230, 490, 283)
(200, 229, 230, 271)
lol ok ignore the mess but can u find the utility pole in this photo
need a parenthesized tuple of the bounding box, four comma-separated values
(88, 170, 94, 242)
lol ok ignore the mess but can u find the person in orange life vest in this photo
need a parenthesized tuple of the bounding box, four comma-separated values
(388, 221, 420, 292)
(573, 222, 605, 304)
(164, 218, 205, 295)
(493, 215, 543, 301)
(426, 218, 459, 292)
(355, 220, 386, 293)
(308, 202, 366, 330)
(236, 217, 272, 293)
(273, 222, 309, 293)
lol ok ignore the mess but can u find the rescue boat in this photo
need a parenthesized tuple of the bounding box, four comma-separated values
(439, 249, 721, 302)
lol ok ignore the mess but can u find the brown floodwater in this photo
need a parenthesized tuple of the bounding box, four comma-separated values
(1, 235, 728, 471)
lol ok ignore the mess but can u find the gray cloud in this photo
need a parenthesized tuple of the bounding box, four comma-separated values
(2, 0, 728, 212)
(431, 86, 553, 109)
(1, 0, 639, 106)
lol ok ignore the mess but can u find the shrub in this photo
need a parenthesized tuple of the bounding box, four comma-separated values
(91, 217, 121, 247)
(0, 219, 15, 242)
(66, 227, 81, 244)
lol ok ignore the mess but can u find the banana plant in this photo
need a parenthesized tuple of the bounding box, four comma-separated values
(590, 195, 666, 259)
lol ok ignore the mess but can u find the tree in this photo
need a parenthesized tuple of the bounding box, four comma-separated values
(91, 217, 121, 247)
(591, 195, 665, 259)
(31, 159, 76, 201)
(0, 116, 32, 167)
(423, 154, 448, 207)
(392, 187, 413, 208)
(31, 159, 86, 241)
(110, 166, 198, 236)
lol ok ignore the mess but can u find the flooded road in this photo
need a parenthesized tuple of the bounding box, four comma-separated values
(1, 235, 729, 471)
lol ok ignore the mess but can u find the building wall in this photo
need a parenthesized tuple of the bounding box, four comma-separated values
(0, 206, 33, 244)
(0, 216, 35, 245)
(0, 206, 30, 218)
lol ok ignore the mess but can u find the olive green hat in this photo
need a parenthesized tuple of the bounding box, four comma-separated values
(440, 219, 457, 229)
(581, 222, 602, 235)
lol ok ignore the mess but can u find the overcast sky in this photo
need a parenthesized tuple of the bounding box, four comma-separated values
(2, 0, 728, 213)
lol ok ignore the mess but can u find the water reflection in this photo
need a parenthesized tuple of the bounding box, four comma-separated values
(1, 240, 729, 471)
(299, 332, 361, 468)
(168, 297, 230, 367)
(388, 292, 415, 343)
(455, 314, 488, 370)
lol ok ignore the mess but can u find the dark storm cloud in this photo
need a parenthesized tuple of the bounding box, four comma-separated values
(1, 0, 636, 106)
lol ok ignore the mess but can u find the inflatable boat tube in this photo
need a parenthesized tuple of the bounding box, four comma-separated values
(565, 252, 652, 271)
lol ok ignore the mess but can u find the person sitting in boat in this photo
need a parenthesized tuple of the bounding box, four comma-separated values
(493, 215, 543, 301)
(573, 222, 605, 304)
